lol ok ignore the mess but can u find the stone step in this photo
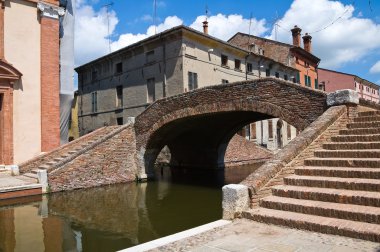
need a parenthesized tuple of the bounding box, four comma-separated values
(347, 121, 380, 129)
(243, 208, 380, 242)
(53, 157, 64, 162)
(67, 150, 77, 154)
(271, 185, 380, 207)
(358, 110, 380, 117)
(304, 157, 380, 168)
(323, 142, 380, 150)
(260, 196, 380, 224)
(295, 166, 380, 179)
(22, 173, 38, 179)
(339, 128, 380, 135)
(46, 161, 57, 166)
(331, 134, 380, 142)
(314, 150, 380, 158)
(38, 165, 50, 170)
(353, 116, 380, 122)
(284, 175, 380, 192)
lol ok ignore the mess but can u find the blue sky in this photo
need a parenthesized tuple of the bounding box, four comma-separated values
(75, 0, 380, 85)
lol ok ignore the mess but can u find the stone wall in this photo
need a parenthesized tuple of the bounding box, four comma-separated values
(48, 124, 138, 192)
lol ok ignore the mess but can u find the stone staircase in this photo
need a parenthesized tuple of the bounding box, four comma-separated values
(19, 126, 118, 177)
(244, 110, 380, 242)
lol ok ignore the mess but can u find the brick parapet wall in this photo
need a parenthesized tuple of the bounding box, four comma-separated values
(19, 126, 112, 173)
(241, 105, 348, 206)
(359, 98, 380, 111)
(48, 124, 138, 192)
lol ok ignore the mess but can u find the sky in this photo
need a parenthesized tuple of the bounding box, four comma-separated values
(74, 0, 380, 86)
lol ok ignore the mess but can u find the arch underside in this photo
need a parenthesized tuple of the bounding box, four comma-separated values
(142, 99, 309, 176)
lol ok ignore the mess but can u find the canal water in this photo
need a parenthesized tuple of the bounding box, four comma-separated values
(0, 163, 261, 252)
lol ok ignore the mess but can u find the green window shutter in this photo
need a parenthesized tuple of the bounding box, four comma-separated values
(314, 79, 318, 89)
(296, 72, 300, 83)
(304, 75, 307, 86)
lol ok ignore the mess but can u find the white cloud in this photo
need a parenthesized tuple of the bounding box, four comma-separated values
(110, 16, 183, 51)
(269, 0, 380, 68)
(141, 14, 153, 22)
(75, 4, 118, 66)
(370, 61, 380, 74)
(190, 14, 267, 40)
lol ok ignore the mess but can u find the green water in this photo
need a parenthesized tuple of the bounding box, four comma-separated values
(0, 164, 260, 252)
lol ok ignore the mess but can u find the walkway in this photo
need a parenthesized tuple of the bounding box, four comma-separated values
(144, 219, 380, 252)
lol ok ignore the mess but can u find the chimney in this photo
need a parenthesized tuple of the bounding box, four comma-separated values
(291, 25, 302, 47)
(302, 33, 312, 53)
(203, 20, 208, 35)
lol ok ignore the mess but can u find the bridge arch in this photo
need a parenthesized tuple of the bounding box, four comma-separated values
(134, 78, 327, 178)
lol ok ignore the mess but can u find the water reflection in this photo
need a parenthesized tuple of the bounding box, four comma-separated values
(0, 163, 261, 252)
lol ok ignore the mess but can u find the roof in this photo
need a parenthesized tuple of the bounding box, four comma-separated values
(75, 25, 298, 72)
(319, 67, 380, 89)
(228, 32, 320, 64)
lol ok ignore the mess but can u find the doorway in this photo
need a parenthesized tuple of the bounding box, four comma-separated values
(276, 120, 283, 149)
(0, 93, 3, 164)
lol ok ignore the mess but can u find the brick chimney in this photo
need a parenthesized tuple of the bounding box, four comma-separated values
(291, 25, 302, 47)
(203, 20, 208, 35)
(302, 33, 312, 53)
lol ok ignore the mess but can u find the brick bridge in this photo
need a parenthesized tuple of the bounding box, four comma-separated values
(134, 78, 327, 178)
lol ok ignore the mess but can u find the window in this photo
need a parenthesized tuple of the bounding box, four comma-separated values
(304, 75, 311, 87)
(247, 63, 253, 73)
(296, 72, 300, 84)
(146, 50, 155, 63)
(266, 69, 270, 77)
(221, 55, 228, 66)
(91, 92, 98, 113)
(91, 70, 97, 80)
(222, 79, 229, 84)
(115, 62, 122, 74)
(275, 72, 280, 78)
(147, 78, 155, 103)
(287, 124, 291, 140)
(234, 59, 241, 70)
(284, 74, 288, 81)
(188, 72, 198, 91)
(117, 117, 123, 125)
(245, 125, 251, 140)
(116, 85, 123, 108)
(268, 120, 273, 139)
(314, 79, 318, 89)
(251, 123, 256, 140)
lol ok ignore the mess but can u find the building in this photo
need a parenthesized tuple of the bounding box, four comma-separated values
(68, 91, 79, 141)
(228, 25, 320, 89)
(0, 0, 63, 165)
(318, 68, 379, 103)
(76, 24, 298, 144)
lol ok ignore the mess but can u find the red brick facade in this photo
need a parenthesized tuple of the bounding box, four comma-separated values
(40, 16, 60, 151)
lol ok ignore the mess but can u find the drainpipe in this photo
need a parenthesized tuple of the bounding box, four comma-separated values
(245, 53, 250, 80)
(161, 36, 167, 97)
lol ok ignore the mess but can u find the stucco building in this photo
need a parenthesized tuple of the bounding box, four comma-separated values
(318, 68, 379, 103)
(228, 25, 320, 89)
(0, 0, 63, 165)
(76, 24, 302, 152)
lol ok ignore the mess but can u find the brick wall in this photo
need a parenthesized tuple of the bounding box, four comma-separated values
(48, 124, 138, 192)
(40, 16, 60, 151)
(318, 68, 354, 92)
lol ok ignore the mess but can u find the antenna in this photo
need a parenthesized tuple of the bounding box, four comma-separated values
(153, 0, 157, 34)
(205, 4, 209, 19)
(248, 12, 252, 50)
(103, 2, 114, 53)
(273, 11, 280, 41)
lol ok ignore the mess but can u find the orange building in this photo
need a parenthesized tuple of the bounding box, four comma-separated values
(0, 0, 62, 165)
(228, 25, 320, 89)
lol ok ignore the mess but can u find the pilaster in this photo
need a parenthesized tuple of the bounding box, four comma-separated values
(38, 2, 64, 151)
